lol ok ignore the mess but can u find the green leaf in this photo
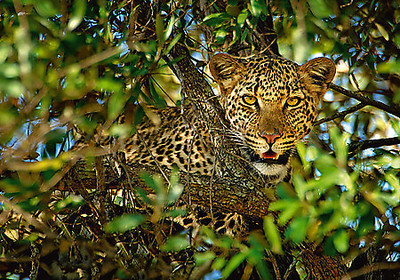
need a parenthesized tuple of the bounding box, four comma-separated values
(34, 0, 60, 17)
(263, 215, 283, 254)
(17, 196, 43, 212)
(324, 235, 337, 256)
(255, 259, 272, 280)
(108, 90, 126, 119)
(136, 187, 152, 205)
(241, 28, 249, 44)
(365, 54, 375, 71)
(333, 229, 349, 253)
(292, 173, 308, 200)
(140, 172, 164, 198)
(166, 168, 184, 204)
(164, 33, 181, 54)
(67, 0, 87, 31)
(0, 63, 19, 78)
(44, 129, 66, 158)
(249, 0, 268, 17)
(377, 59, 400, 75)
(156, 14, 164, 43)
(194, 251, 216, 265)
(375, 23, 389, 41)
(329, 126, 349, 168)
(0, 44, 11, 64)
(285, 216, 309, 243)
(149, 78, 167, 107)
(163, 15, 175, 42)
(161, 235, 190, 252)
(307, 0, 333, 18)
(203, 13, 231, 26)
(212, 257, 227, 271)
(215, 29, 228, 41)
(0, 79, 24, 97)
(270, 199, 301, 225)
(314, 153, 338, 174)
(54, 194, 84, 211)
(96, 78, 123, 93)
(105, 214, 145, 233)
(221, 252, 247, 278)
(296, 142, 310, 173)
(228, 0, 239, 6)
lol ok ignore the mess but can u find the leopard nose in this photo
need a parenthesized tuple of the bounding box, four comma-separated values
(259, 132, 281, 144)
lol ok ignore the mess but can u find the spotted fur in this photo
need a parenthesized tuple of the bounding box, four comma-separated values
(121, 54, 335, 184)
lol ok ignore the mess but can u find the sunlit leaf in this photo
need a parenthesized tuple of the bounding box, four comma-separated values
(164, 33, 181, 54)
(377, 59, 400, 74)
(333, 229, 349, 253)
(105, 214, 145, 233)
(221, 252, 247, 278)
(255, 260, 272, 280)
(203, 13, 231, 26)
(296, 142, 310, 174)
(163, 15, 175, 42)
(375, 23, 389, 41)
(270, 199, 301, 225)
(212, 257, 227, 271)
(0, 44, 11, 64)
(166, 168, 184, 204)
(108, 90, 126, 119)
(249, 0, 268, 17)
(0, 63, 20, 78)
(67, 0, 87, 31)
(307, 0, 333, 18)
(237, 9, 249, 27)
(33, 0, 60, 17)
(194, 251, 216, 265)
(263, 215, 283, 254)
(285, 216, 309, 243)
(54, 194, 84, 211)
(156, 14, 164, 44)
(161, 235, 190, 252)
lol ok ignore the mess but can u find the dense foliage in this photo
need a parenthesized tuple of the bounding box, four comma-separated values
(0, 0, 399, 279)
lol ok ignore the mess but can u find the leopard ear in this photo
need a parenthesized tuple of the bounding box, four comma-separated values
(210, 54, 245, 95)
(298, 57, 336, 94)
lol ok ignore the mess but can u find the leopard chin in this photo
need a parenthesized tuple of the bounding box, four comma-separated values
(252, 162, 288, 181)
(243, 147, 293, 180)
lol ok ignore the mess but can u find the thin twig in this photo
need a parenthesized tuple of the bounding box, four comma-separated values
(315, 103, 366, 125)
(58, 46, 123, 77)
(330, 84, 400, 118)
(283, 249, 306, 280)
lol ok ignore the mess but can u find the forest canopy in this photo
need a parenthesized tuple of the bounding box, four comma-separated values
(0, 0, 400, 279)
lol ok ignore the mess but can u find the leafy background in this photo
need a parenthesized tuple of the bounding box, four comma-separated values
(0, 0, 399, 279)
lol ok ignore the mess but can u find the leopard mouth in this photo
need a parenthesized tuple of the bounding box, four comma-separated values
(261, 150, 279, 160)
(246, 148, 291, 165)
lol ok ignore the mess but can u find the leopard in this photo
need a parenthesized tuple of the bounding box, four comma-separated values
(124, 54, 335, 179)
(74, 53, 335, 236)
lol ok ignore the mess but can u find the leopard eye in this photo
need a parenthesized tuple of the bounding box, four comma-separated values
(286, 97, 301, 107)
(242, 95, 258, 105)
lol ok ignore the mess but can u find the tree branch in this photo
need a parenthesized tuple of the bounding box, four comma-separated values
(58, 160, 273, 222)
(329, 84, 400, 118)
(343, 262, 400, 280)
(349, 137, 400, 154)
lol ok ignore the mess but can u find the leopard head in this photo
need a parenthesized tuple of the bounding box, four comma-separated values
(210, 54, 336, 182)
